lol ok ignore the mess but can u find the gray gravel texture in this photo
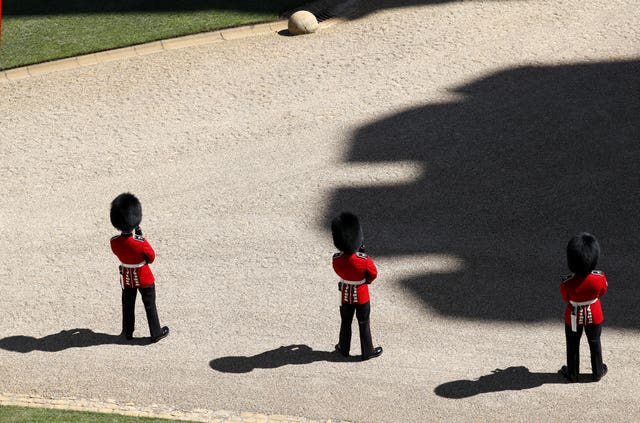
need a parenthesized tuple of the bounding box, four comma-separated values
(1, 0, 639, 422)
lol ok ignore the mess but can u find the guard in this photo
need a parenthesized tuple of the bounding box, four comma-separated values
(110, 193, 169, 343)
(331, 212, 383, 360)
(559, 232, 608, 382)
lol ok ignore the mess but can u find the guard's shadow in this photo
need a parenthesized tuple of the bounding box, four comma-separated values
(209, 344, 358, 373)
(435, 366, 591, 399)
(0, 328, 149, 352)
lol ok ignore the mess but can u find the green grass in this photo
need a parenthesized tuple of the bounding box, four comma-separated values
(0, 1, 309, 70)
(0, 405, 196, 422)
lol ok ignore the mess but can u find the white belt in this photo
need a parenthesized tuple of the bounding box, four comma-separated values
(569, 298, 598, 332)
(570, 299, 598, 307)
(341, 278, 366, 286)
(121, 261, 146, 269)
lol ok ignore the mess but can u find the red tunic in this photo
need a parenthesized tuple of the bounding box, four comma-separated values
(560, 270, 608, 325)
(333, 252, 378, 304)
(110, 233, 156, 288)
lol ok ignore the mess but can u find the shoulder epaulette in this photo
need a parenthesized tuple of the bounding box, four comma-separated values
(356, 251, 368, 259)
(591, 270, 604, 276)
(110, 235, 121, 241)
(133, 234, 145, 242)
(561, 273, 574, 283)
(333, 252, 343, 259)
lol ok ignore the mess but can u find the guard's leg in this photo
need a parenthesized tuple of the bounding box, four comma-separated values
(139, 285, 163, 339)
(563, 324, 582, 382)
(338, 303, 356, 356)
(122, 287, 137, 339)
(356, 302, 382, 360)
(585, 324, 606, 381)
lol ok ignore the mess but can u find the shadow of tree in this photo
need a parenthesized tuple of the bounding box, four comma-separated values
(0, 328, 149, 352)
(343, 0, 466, 19)
(3, 0, 510, 20)
(285, 0, 491, 21)
(209, 344, 358, 373)
(435, 366, 572, 399)
(327, 59, 640, 328)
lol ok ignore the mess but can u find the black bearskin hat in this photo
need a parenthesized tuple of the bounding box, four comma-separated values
(567, 232, 600, 275)
(331, 212, 364, 254)
(110, 193, 142, 233)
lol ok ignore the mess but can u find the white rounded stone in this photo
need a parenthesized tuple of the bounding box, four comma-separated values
(288, 10, 319, 35)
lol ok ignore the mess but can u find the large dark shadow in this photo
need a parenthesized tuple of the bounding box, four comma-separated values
(327, 59, 640, 328)
(3, 0, 513, 20)
(2, 0, 307, 16)
(435, 366, 571, 399)
(290, 0, 492, 20)
(209, 344, 358, 373)
(0, 328, 149, 352)
(343, 0, 473, 19)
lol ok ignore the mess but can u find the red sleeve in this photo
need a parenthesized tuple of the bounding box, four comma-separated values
(600, 276, 608, 297)
(143, 239, 156, 264)
(366, 257, 378, 283)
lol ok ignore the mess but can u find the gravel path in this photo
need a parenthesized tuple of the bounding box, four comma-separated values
(1, 1, 639, 422)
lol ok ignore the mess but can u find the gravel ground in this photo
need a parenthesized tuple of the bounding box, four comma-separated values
(1, 1, 639, 422)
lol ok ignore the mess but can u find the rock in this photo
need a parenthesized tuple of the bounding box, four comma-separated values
(288, 11, 319, 35)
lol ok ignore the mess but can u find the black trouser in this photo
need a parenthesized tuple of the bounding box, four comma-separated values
(565, 324, 604, 379)
(338, 302, 375, 357)
(122, 285, 162, 338)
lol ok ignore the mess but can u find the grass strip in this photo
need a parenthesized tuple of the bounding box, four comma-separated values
(0, 1, 309, 70)
(0, 404, 196, 422)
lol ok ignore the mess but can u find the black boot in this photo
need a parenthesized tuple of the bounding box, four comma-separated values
(358, 319, 382, 360)
(559, 365, 578, 383)
(363, 346, 383, 361)
(335, 344, 349, 357)
(593, 363, 608, 382)
(151, 326, 169, 343)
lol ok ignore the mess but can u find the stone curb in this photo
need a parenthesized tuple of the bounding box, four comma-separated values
(0, 18, 343, 83)
(0, 392, 350, 423)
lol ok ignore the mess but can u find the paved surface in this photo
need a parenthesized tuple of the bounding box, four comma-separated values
(1, 1, 639, 422)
